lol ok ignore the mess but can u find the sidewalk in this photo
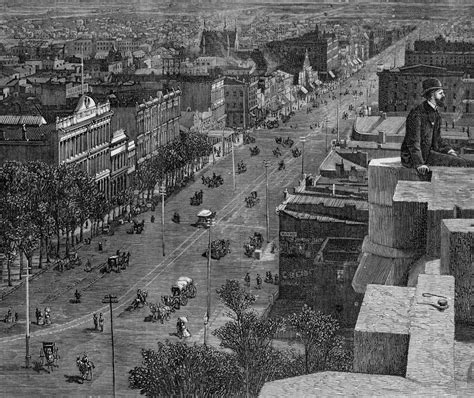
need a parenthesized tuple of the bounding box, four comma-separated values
(0, 140, 239, 302)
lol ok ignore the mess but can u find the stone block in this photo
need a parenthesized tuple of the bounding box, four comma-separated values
(368, 157, 422, 206)
(352, 251, 413, 294)
(406, 274, 455, 387)
(440, 219, 474, 324)
(354, 284, 414, 376)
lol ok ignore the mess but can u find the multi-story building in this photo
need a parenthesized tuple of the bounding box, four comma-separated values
(266, 27, 339, 80)
(109, 128, 129, 199)
(223, 76, 258, 128)
(178, 75, 226, 129)
(405, 36, 474, 75)
(200, 28, 239, 57)
(378, 65, 465, 113)
(56, 95, 113, 195)
(135, 89, 181, 164)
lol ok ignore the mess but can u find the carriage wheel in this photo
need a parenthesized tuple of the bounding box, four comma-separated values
(180, 296, 188, 306)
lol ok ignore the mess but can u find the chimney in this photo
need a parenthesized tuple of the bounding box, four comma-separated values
(378, 131, 386, 144)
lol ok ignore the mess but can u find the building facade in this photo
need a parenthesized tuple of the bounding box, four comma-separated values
(179, 76, 226, 130)
(135, 89, 181, 164)
(405, 36, 474, 75)
(378, 65, 465, 113)
(223, 76, 258, 128)
(56, 95, 113, 195)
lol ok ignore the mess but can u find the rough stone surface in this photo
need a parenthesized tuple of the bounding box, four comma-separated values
(258, 371, 457, 397)
(406, 274, 455, 387)
(440, 219, 474, 324)
(354, 284, 414, 376)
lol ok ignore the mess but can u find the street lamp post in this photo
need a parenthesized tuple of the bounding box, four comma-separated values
(102, 294, 119, 398)
(263, 160, 270, 242)
(300, 136, 306, 175)
(159, 183, 166, 256)
(325, 118, 329, 153)
(203, 211, 216, 346)
(231, 138, 236, 191)
(25, 262, 31, 369)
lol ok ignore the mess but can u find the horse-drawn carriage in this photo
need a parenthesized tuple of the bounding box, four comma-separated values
(243, 232, 264, 257)
(272, 147, 281, 157)
(171, 276, 197, 306)
(195, 209, 216, 229)
(101, 253, 128, 274)
(202, 173, 224, 188)
(292, 147, 302, 158)
(190, 190, 203, 206)
(203, 239, 231, 260)
(237, 160, 247, 174)
(127, 219, 145, 234)
(245, 191, 260, 208)
(281, 137, 294, 148)
(249, 146, 260, 156)
(38, 342, 60, 373)
(243, 132, 256, 144)
(147, 302, 172, 324)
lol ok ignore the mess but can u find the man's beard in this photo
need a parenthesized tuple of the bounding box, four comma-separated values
(435, 97, 445, 107)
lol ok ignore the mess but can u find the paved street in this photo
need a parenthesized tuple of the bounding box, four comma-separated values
(0, 35, 413, 397)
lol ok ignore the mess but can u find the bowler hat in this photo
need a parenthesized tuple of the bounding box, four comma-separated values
(422, 78, 443, 96)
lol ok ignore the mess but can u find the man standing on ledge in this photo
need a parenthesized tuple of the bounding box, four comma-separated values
(401, 78, 474, 175)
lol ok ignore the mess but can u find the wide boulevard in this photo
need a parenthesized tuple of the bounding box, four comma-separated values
(0, 33, 412, 397)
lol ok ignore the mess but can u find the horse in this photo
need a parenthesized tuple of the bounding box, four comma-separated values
(148, 302, 171, 324)
(76, 358, 94, 382)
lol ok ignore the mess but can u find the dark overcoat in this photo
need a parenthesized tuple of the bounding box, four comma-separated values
(401, 101, 451, 168)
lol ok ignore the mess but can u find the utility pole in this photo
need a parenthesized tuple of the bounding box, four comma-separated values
(102, 294, 118, 398)
(25, 262, 31, 369)
(325, 119, 328, 153)
(231, 138, 236, 191)
(300, 136, 306, 176)
(336, 103, 340, 143)
(160, 183, 166, 256)
(203, 211, 215, 346)
(263, 160, 270, 242)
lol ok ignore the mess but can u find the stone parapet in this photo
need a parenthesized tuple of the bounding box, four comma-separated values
(440, 219, 474, 324)
(406, 274, 455, 387)
(259, 371, 456, 397)
(354, 284, 414, 376)
(353, 157, 424, 293)
(367, 157, 421, 206)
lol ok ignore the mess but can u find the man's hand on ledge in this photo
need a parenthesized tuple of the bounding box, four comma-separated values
(417, 165, 430, 175)
(448, 149, 458, 157)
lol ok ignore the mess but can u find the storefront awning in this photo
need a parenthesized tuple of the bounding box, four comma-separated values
(328, 70, 336, 79)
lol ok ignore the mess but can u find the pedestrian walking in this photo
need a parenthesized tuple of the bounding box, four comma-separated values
(244, 272, 250, 288)
(14, 312, 18, 323)
(99, 313, 104, 332)
(93, 313, 98, 330)
(256, 274, 262, 289)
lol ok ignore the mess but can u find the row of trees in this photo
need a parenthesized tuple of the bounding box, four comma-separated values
(0, 161, 112, 286)
(134, 132, 213, 201)
(129, 280, 353, 397)
(0, 132, 214, 286)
